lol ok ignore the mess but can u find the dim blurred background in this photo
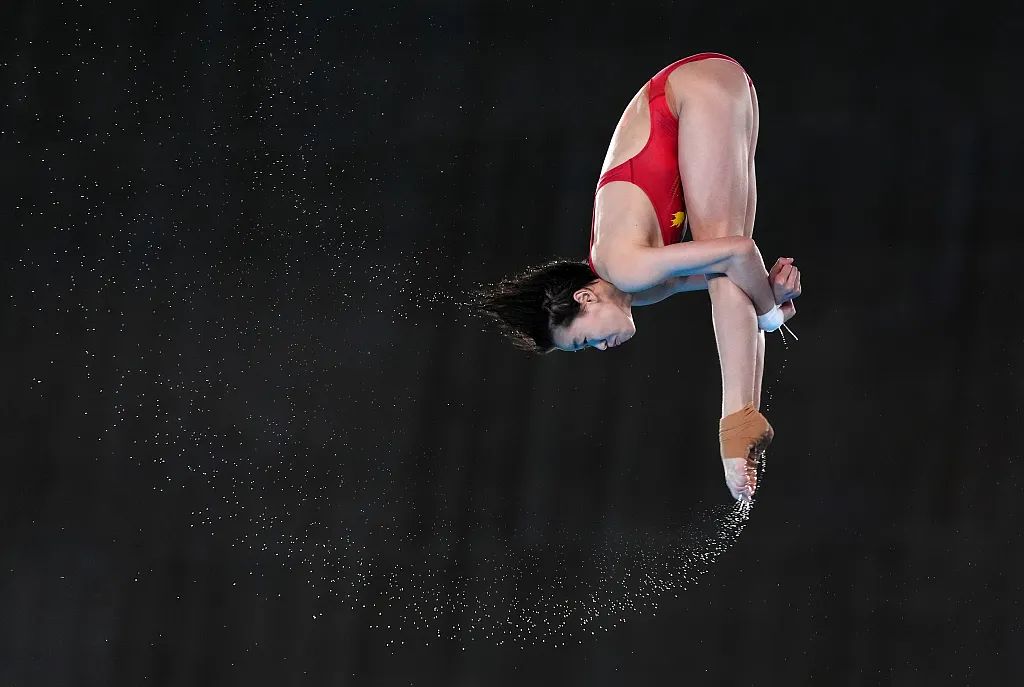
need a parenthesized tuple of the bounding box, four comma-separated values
(2, 0, 1022, 684)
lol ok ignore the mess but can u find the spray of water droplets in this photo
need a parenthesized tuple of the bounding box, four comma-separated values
(7, 1, 798, 647)
(114, 239, 793, 648)
(189, 447, 761, 648)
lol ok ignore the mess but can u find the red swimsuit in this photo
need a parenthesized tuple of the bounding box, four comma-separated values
(587, 52, 754, 276)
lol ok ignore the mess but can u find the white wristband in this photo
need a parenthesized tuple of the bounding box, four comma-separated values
(756, 303, 784, 332)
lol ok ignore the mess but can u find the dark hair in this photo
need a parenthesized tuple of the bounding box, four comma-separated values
(471, 259, 598, 354)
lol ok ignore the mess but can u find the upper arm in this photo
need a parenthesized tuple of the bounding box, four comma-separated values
(628, 278, 680, 308)
(629, 274, 711, 308)
(604, 236, 751, 292)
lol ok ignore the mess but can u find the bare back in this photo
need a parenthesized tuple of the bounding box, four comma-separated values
(591, 84, 663, 272)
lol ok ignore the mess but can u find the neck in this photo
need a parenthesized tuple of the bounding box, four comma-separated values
(602, 280, 634, 309)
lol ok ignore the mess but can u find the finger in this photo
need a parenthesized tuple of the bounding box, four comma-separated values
(772, 257, 793, 273)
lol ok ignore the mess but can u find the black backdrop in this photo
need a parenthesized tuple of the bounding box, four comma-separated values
(4, 1, 1023, 685)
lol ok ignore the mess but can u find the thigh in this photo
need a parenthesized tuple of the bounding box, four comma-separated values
(674, 59, 755, 242)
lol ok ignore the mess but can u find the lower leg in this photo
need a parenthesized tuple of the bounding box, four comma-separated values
(752, 330, 765, 411)
(707, 274, 758, 421)
(709, 271, 770, 502)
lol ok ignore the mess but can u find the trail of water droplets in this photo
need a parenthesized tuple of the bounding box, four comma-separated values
(165, 251, 794, 647)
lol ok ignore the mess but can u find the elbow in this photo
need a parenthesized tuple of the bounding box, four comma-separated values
(735, 236, 757, 259)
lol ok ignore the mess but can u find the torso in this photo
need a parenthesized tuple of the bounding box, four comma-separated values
(594, 83, 666, 243)
(589, 65, 684, 278)
(598, 79, 680, 179)
(588, 53, 750, 279)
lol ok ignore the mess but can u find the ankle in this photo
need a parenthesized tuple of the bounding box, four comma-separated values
(722, 399, 756, 417)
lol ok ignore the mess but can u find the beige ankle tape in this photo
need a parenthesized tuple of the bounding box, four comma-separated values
(719, 402, 775, 458)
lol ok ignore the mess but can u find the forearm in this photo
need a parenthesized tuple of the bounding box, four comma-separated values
(606, 236, 745, 293)
(723, 243, 776, 316)
(604, 237, 772, 313)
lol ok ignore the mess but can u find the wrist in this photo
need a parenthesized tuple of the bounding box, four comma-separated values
(756, 303, 784, 332)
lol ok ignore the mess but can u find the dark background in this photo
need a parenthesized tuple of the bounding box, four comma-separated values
(3, 0, 1023, 685)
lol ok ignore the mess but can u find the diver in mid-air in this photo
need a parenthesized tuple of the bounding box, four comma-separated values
(475, 53, 802, 502)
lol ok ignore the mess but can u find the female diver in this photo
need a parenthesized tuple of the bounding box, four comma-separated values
(475, 53, 802, 502)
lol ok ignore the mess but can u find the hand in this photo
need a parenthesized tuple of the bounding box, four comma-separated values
(769, 257, 802, 305)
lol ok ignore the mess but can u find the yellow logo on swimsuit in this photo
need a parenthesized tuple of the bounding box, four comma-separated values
(670, 211, 685, 228)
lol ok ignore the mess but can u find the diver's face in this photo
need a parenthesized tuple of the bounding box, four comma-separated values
(551, 283, 636, 352)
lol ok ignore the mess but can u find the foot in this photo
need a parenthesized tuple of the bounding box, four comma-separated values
(722, 455, 759, 502)
(719, 402, 774, 502)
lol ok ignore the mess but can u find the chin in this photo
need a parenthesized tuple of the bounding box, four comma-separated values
(613, 331, 634, 347)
